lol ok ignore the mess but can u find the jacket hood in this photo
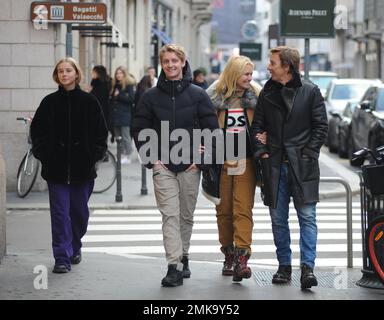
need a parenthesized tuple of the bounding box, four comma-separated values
(157, 60, 192, 95)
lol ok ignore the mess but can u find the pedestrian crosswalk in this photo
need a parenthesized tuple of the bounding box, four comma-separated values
(82, 202, 364, 267)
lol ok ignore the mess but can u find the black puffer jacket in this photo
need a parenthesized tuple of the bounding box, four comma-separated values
(250, 73, 328, 208)
(31, 85, 108, 184)
(131, 61, 219, 172)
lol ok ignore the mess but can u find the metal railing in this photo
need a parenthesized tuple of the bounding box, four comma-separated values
(320, 177, 353, 268)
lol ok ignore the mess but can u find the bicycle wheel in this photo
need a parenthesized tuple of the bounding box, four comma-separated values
(93, 150, 117, 193)
(367, 216, 384, 284)
(17, 151, 40, 198)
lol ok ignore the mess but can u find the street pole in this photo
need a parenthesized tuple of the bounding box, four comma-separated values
(115, 136, 123, 202)
(304, 38, 310, 80)
(141, 164, 148, 195)
(66, 0, 72, 57)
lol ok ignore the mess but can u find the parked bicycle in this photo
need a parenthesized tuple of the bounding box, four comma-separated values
(93, 149, 117, 193)
(16, 117, 40, 198)
(352, 145, 384, 285)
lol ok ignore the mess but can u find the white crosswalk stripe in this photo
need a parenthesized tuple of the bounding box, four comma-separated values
(82, 202, 363, 267)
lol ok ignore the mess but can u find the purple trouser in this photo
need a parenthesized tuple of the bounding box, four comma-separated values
(47, 180, 94, 269)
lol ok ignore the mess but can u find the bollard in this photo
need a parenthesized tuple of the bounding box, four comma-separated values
(115, 136, 123, 202)
(141, 164, 148, 195)
(0, 145, 6, 262)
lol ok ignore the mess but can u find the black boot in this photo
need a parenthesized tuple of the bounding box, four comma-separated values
(70, 251, 82, 265)
(161, 264, 183, 287)
(52, 264, 70, 274)
(232, 248, 251, 282)
(272, 265, 292, 284)
(300, 263, 318, 289)
(181, 256, 191, 278)
(220, 245, 234, 276)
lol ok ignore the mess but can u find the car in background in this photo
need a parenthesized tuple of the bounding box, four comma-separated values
(349, 83, 384, 166)
(325, 78, 381, 152)
(302, 71, 338, 97)
(335, 101, 360, 158)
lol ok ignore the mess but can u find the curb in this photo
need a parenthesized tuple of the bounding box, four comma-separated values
(6, 187, 360, 211)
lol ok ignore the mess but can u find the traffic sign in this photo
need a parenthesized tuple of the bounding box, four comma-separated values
(31, 2, 107, 25)
(241, 20, 259, 41)
(239, 42, 262, 61)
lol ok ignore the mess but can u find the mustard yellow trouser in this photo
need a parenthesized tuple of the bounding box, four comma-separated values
(216, 158, 257, 255)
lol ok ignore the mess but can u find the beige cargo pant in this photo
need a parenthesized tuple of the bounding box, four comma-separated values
(153, 164, 201, 269)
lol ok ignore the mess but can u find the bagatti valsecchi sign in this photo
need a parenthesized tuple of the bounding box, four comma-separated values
(31, 2, 107, 24)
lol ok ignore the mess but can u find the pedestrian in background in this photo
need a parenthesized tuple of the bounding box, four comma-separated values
(192, 69, 208, 90)
(251, 46, 328, 289)
(134, 74, 153, 108)
(30, 57, 108, 274)
(206, 55, 265, 282)
(147, 66, 158, 87)
(110, 66, 136, 164)
(131, 44, 219, 287)
(90, 65, 113, 141)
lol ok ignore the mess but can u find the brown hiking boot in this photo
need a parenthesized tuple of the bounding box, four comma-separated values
(220, 245, 234, 276)
(233, 248, 251, 282)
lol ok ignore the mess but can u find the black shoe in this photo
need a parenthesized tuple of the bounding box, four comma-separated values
(161, 264, 183, 287)
(300, 263, 318, 289)
(70, 252, 82, 265)
(272, 265, 292, 284)
(181, 256, 191, 278)
(52, 264, 70, 274)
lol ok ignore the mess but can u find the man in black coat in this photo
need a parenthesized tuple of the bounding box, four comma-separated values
(251, 46, 328, 289)
(131, 44, 219, 287)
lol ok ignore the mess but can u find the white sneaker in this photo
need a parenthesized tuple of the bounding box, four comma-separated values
(121, 156, 131, 164)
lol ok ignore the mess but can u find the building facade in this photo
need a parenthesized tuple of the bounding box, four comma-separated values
(0, 0, 212, 190)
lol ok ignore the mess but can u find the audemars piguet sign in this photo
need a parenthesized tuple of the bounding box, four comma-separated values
(280, 0, 335, 38)
(31, 2, 107, 24)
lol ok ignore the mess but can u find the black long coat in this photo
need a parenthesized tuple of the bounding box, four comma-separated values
(31, 86, 108, 184)
(90, 78, 111, 129)
(250, 75, 328, 208)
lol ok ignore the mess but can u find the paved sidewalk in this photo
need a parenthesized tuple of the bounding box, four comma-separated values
(1, 206, 384, 301)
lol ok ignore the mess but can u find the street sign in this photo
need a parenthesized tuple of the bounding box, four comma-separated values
(239, 42, 262, 61)
(280, 0, 335, 38)
(31, 2, 107, 24)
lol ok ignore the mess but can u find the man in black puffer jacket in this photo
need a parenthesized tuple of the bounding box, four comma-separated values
(131, 44, 219, 287)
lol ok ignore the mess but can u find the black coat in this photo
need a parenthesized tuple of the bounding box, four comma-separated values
(90, 78, 111, 129)
(110, 82, 135, 127)
(31, 86, 108, 184)
(250, 74, 328, 208)
(131, 61, 219, 172)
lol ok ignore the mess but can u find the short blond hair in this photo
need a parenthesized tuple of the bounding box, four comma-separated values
(159, 44, 186, 63)
(52, 57, 83, 85)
